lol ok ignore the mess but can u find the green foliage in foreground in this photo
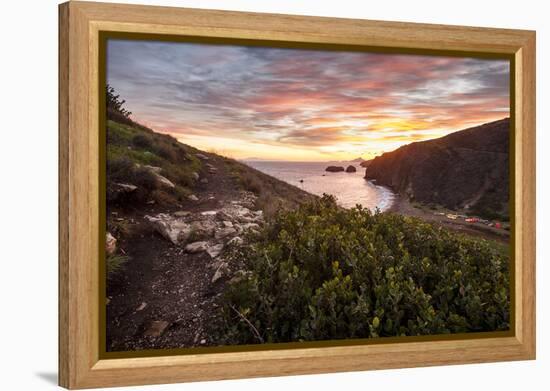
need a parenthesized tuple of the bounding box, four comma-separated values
(217, 195, 510, 344)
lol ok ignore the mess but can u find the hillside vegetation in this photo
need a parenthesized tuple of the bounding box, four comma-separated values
(216, 195, 510, 344)
(107, 119, 202, 206)
(365, 118, 510, 220)
(105, 88, 510, 349)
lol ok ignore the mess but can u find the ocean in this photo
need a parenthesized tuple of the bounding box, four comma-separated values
(243, 160, 395, 211)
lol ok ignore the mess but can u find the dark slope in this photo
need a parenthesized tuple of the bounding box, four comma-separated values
(365, 118, 510, 219)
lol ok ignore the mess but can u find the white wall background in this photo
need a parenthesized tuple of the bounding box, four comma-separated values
(0, 0, 546, 389)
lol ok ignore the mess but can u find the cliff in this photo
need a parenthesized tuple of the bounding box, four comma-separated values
(365, 118, 510, 220)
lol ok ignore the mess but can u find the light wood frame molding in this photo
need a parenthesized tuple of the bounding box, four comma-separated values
(59, 1, 536, 389)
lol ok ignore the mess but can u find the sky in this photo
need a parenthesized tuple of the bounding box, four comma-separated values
(107, 39, 510, 161)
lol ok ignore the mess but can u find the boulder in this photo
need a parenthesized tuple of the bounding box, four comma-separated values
(195, 153, 209, 160)
(241, 223, 260, 232)
(211, 262, 229, 283)
(206, 243, 224, 259)
(227, 236, 243, 246)
(114, 182, 137, 192)
(139, 165, 175, 188)
(200, 178, 209, 184)
(325, 166, 345, 172)
(144, 214, 192, 245)
(192, 172, 200, 180)
(107, 182, 137, 201)
(215, 227, 237, 240)
(173, 210, 191, 218)
(345, 165, 357, 173)
(105, 232, 117, 255)
(190, 220, 216, 239)
(143, 165, 162, 174)
(188, 194, 199, 202)
(185, 241, 208, 253)
(216, 210, 234, 222)
(155, 174, 175, 189)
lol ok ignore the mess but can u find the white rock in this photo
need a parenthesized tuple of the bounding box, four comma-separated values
(227, 236, 243, 246)
(195, 153, 209, 160)
(145, 214, 192, 245)
(114, 182, 137, 192)
(192, 172, 200, 180)
(241, 223, 260, 231)
(190, 220, 216, 239)
(207, 243, 224, 259)
(188, 194, 199, 202)
(185, 241, 208, 253)
(173, 211, 191, 217)
(215, 227, 237, 240)
(211, 269, 223, 283)
(106, 232, 117, 255)
(138, 164, 175, 188)
(143, 165, 162, 174)
(155, 174, 175, 189)
(211, 262, 229, 283)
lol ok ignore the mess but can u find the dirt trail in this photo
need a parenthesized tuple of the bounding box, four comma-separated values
(106, 153, 250, 351)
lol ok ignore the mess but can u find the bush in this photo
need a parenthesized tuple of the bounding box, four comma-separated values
(107, 156, 159, 193)
(237, 172, 262, 195)
(107, 156, 135, 183)
(215, 195, 510, 345)
(132, 134, 153, 149)
(155, 143, 178, 162)
(162, 164, 196, 188)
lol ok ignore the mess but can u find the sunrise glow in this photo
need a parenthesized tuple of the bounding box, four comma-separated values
(107, 40, 510, 161)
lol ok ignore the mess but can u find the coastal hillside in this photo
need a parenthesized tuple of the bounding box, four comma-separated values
(105, 113, 314, 351)
(365, 118, 510, 220)
(106, 112, 510, 350)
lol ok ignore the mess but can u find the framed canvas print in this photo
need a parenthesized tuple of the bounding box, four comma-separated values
(59, 1, 536, 389)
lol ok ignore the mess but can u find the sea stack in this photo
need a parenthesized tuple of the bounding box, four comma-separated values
(325, 166, 345, 172)
(345, 165, 356, 173)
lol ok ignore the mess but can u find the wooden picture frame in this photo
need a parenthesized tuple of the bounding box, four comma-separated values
(59, 1, 536, 389)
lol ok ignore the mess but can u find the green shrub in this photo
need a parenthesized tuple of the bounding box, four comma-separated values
(155, 143, 178, 162)
(162, 164, 196, 188)
(215, 195, 510, 345)
(107, 156, 159, 193)
(132, 133, 153, 149)
(107, 156, 135, 183)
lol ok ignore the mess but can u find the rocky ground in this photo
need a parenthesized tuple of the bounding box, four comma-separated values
(106, 152, 264, 352)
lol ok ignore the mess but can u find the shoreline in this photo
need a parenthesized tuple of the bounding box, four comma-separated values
(386, 193, 509, 243)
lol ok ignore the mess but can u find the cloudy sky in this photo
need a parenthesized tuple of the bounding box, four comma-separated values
(107, 39, 510, 161)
